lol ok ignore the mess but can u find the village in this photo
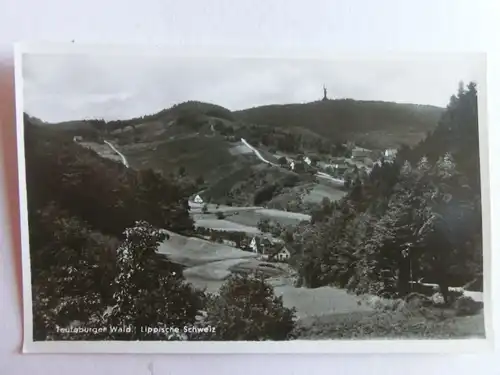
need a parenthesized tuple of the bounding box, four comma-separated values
(188, 141, 399, 268)
(279, 143, 398, 181)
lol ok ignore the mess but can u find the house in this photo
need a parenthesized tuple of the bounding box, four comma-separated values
(289, 161, 295, 170)
(260, 238, 273, 253)
(73, 136, 83, 142)
(303, 156, 312, 165)
(249, 237, 259, 253)
(269, 246, 291, 262)
(363, 157, 374, 167)
(351, 148, 372, 161)
(384, 149, 398, 159)
(193, 195, 204, 204)
(333, 162, 349, 174)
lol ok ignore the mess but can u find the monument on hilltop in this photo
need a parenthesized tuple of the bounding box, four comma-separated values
(322, 84, 328, 101)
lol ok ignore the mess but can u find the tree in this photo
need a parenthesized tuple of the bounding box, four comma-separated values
(178, 166, 186, 177)
(293, 162, 306, 173)
(30, 203, 117, 340)
(289, 82, 482, 309)
(201, 274, 296, 340)
(195, 175, 205, 186)
(134, 169, 194, 234)
(202, 204, 209, 214)
(253, 184, 278, 205)
(257, 218, 271, 233)
(108, 221, 204, 340)
(414, 154, 477, 303)
(278, 156, 288, 166)
(216, 211, 225, 220)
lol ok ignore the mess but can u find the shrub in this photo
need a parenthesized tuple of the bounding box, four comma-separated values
(404, 292, 433, 309)
(108, 221, 204, 340)
(201, 274, 296, 340)
(216, 211, 225, 220)
(453, 296, 483, 316)
(257, 218, 271, 233)
(253, 184, 278, 205)
(431, 292, 445, 306)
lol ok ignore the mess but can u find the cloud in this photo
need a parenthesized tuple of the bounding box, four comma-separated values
(21, 52, 484, 123)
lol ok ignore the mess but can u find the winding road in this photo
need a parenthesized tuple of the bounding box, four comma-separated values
(103, 140, 129, 168)
(240, 138, 279, 167)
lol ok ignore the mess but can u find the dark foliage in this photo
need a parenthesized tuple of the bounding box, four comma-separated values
(24, 117, 194, 238)
(201, 274, 296, 340)
(235, 99, 444, 149)
(293, 83, 482, 302)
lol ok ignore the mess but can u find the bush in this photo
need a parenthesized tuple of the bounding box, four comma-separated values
(453, 296, 483, 316)
(216, 211, 225, 220)
(278, 156, 288, 166)
(201, 274, 296, 340)
(404, 292, 433, 309)
(108, 221, 204, 340)
(257, 218, 271, 233)
(253, 184, 278, 205)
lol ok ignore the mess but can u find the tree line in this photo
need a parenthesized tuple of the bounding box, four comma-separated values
(289, 82, 482, 304)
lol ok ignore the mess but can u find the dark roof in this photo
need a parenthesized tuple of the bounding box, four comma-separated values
(268, 245, 290, 259)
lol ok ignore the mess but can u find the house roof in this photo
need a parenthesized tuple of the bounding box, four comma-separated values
(268, 245, 290, 259)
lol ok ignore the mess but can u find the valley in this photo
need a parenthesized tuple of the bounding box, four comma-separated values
(26, 86, 484, 341)
(74, 123, 380, 321)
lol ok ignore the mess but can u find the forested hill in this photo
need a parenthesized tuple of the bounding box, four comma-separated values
(24, 115, 212, 341)
(24, 115, 195, 239)
(295, 82, 482, 300)
(31, 99, 444, 150)
(29, 101, 235, 134)
(234, 100, 444, 149)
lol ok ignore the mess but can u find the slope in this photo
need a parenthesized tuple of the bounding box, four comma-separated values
(234, 99, 444, 149)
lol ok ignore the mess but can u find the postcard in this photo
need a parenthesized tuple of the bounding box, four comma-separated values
(14, 44, 492, 353)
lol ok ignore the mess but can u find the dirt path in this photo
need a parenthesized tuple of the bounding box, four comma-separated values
(103, 140, 129, 168)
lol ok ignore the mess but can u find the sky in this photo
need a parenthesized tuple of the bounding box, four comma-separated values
(21, 52, 484, 123)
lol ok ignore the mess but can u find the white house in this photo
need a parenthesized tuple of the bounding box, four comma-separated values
(73, 136, 83, 142)
(275, 247, 291, 262)
(289, 161, 295, 170)
(194, 195, 204, 204)
(250, 237, 259, 253)
(384, 149, 398, 158)
(303, 156, 312, 165)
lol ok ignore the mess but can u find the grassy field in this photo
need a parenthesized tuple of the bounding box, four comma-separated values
(294, 308, 485, 339)
(222, 208, 310, 228)
(159, 230, 485, 339)
(303, 183, 347, 204)
(193, 217, 262, 234)
(157, 230, 258, 267)
(120, 135, 255, 183)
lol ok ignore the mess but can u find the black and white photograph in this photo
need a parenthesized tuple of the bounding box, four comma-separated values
(15, 45, 490, 352)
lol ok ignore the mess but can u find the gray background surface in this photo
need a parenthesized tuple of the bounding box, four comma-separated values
(1, 0, 499, 373)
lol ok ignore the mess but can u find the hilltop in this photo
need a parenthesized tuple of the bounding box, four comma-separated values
(234, 99, 444, 149)
(33, 97, 444, 150)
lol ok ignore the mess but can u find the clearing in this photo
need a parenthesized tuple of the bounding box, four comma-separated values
(158, 230, 371, 319)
